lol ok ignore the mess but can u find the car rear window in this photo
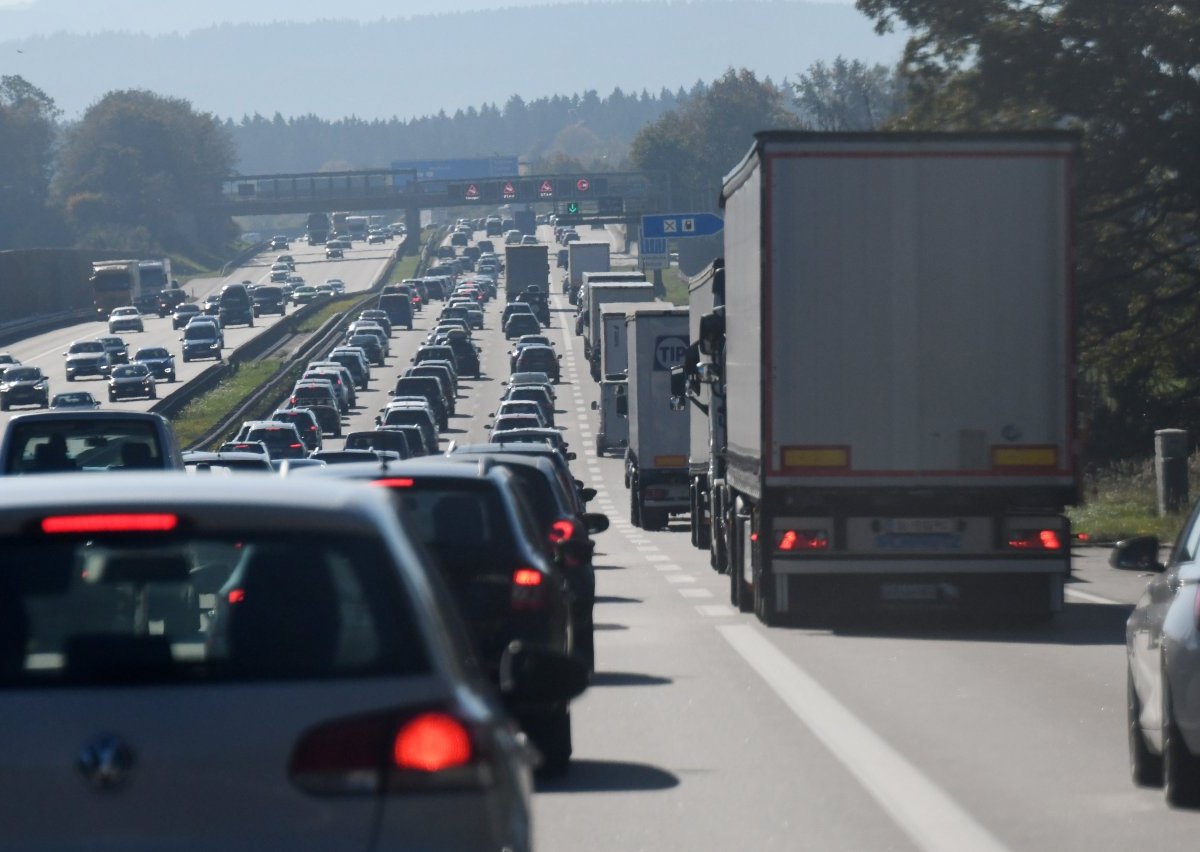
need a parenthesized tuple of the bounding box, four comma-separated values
(0, 532, 429, 687)
(246, 427, 300, 448)
(4, 420, 164, 474)
(383, 480, 515, 574)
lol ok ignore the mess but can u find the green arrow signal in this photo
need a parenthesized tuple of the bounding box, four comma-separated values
(567, 202, 580, 214)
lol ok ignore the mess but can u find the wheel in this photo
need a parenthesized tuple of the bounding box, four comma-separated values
(40, 398, 48, 409)
(575, 625, 595, 672)
(66, 374, 74, 382)
(407, 322, 413, 331)
(149, 388, 157, 400)
(595, 439, 606, 458)
(1129, 666, 1163, 787)
(1164, 672, 1200, 806)
(753, 544, 778, 625)
(182, 356, 189, 363)
(629, 476, 642, 528)
(528, 707, 572, 777)
(0, 400, 8, 412)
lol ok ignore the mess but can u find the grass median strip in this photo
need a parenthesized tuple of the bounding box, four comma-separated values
(169, 359, 287, 449)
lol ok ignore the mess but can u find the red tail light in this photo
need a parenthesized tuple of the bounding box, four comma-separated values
(393, 713, 473, 772)
(1007, 529, 1063, 550)
(290, 443, 304, 449)
(42, 513, 178, 534)
(372, 478, 415, 488)
(512, 567, 545, 610)
(775, 529, 829, 551)
(289, 707, 483, 795)
(548, 519, 575, 543)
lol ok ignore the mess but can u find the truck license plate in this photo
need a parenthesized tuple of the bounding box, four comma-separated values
(880, 583, 943, 602)
(886, 518, 956, 533)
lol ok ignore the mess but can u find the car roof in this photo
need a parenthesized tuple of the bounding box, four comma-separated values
(0, 474, 392, 537)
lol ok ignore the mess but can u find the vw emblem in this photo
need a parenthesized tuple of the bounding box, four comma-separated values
(77, 735, 135, 791)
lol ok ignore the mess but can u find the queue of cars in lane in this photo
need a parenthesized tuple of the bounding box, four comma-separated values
(0, 219, 608, 845)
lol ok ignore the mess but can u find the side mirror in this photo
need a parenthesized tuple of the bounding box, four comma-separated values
(669, 396, 687, 412)
(487, 412, 495, 417)
(698, 309, 725, 356)
(484, 424, 492, 430)
(1109, 536, 1164, 571)
(499, 642, 589, 704)
(580, 487, 597, 503)
(566, 452, 576, 461)
(557, 354, 562, 359)
(582, 512, 610, 534)
(590, 400, 598, 411)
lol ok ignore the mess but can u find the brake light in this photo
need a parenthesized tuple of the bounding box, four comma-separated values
(549, 519, 575, 543)
(393, 713, 473, 772)
(1007, 529, 1063, 550)
(512, 567, 545, 610)
(42, 513, 178, 534)
(775, 529, 829, 551)
(372, 478, 415, 488)
(290, 443, 304, 449)
(513, 568, 542, 586)
(289, 707, 482, 796)
(228, 588, 246, 604)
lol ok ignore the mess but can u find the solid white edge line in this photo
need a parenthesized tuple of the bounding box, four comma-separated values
(1064, 587, 1120, 606)
(717, 625, 1010, 852)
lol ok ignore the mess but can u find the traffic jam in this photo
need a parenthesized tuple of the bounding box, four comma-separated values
(4, 133, 1200, 850)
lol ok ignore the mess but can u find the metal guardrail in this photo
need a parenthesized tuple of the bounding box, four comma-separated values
(165, 234, 438, 451)
(0, 309, 95, 348)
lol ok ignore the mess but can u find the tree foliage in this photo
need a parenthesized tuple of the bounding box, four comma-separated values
(630, 69, 798, 209)
(0, 76, 62, 249)
(792, 57, 906, 130)
(856, 0, 1200, 458)
(55, 89, 236, 252)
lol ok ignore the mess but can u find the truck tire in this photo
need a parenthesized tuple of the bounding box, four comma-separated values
(1129, 666, 1163, 788)
(730, 505, 752, 612)
(595, 437, 606, 457)
(630, 476, 643, 528)
(1164, 673, 1200, 807)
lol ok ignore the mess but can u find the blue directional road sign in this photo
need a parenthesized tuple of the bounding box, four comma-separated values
(642, 212, 724, 239)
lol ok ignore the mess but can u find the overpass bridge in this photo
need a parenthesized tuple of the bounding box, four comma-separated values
(212, 167, 661, 227)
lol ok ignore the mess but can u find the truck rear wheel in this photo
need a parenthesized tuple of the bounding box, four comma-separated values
(629, 475, 642, 528)
(643, 508, 668, 531)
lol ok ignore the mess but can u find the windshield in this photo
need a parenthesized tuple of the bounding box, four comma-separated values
(135, 349, 169, 359)
(184, 326, 215, 340)
(69, 342, 104, 354)
(4, 368, 41, 382)
(4, 419, 164, 474)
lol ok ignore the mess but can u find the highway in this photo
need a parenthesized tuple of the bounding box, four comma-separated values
(2, 223, 1194, 848)
(297, 223, 1193, 850)
(0, 237, 397, 432)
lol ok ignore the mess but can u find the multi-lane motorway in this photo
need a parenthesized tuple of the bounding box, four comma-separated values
(4, 225, 1196, 849)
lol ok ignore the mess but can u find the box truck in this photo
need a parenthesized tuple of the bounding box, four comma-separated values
(584, 281, 653, 381)
(591, 300, 668, 457)
(567, 242, 610, 303)
(504, 244, 549, 301)
(625, 307, 690, 530)
(674, 131, 1078, 624)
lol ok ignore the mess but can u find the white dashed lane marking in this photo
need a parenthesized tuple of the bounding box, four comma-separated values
(679, 588, 713, 598)
(697, 605, 736, 617)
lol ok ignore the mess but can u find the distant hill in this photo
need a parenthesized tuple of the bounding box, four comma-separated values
(2, 1, 904, 121)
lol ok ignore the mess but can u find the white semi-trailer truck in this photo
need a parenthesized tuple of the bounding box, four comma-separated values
(675, 131, 1078, 624)
(625, 306, 690, 530)
(567, 242, 610, 303)
(593, 300, 669, 457)
(584, 280, 653, 381)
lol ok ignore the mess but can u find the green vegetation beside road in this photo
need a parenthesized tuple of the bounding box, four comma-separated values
(661, 267, 689, 306)
(1068, 459, 1200, 544)
(169, 360, 285, 449)
(294, 295, 363, 334)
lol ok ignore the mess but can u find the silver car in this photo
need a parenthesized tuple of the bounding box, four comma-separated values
(0, 475, 583, 849)
(1121, 524, 1200, 807)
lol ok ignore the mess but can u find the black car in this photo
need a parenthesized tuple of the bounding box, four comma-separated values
(172, 303, 202, 330)
(270, 407, 323, 453)
(505, 313, 543, 341)
(359, 309, 393, 337)
(448, 336, 482, 379)
(391, 376, 449, 430)
(449, 450, 609, 670)
(202, 293, 221, 316)
(0, 366, 50, 410)
(252, 285, 287, 316)
(181, 322, 222, 362)
(157, 287, 187, 317)
(132, 346, 176, 382)
(376, 404, 438, 452)
(343, 429, 412, 459)
(378, 294, 414, 330)
(218, 282, 255, 327)
(107, 363, 156, 401)
(96, 336, 129, 366)
(346, 333, 385, 367)
(514, 345, 561, 382)
(295, 461, 580, 774)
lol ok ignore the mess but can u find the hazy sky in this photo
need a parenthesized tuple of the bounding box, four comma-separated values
(0, 0, 861, 37)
